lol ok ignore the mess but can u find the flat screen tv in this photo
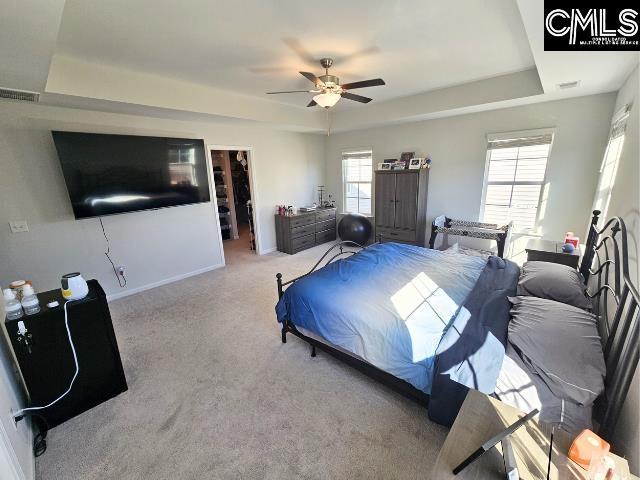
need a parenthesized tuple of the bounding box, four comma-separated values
(52, 132, 210, 219)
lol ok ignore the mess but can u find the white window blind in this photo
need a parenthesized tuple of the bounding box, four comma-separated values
(592, 106, 629, 221)
(481, 131, 553, 232)
(342, 150, 372, 215)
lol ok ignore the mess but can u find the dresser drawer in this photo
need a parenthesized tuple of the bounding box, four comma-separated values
(315, 228, 336, 245)
(291, 224, 316, 239)
(376, 227, 416, 243)
(316, 218, 335, 233)
(316, 209, 336, 222)
(289, 215, 315, 229)
(292, 233, 316, 252)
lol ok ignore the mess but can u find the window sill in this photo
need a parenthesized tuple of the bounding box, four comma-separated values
(340, 212, 373, 218)
(511, 230, 543, 238)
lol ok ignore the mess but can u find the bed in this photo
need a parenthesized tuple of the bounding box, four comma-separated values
(274, 210, 639, 441)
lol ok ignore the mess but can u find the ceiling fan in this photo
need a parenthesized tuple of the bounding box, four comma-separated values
(267, 58, 385, 108)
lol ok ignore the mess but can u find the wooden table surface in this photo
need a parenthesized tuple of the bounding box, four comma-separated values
(431, 390, 635, 480)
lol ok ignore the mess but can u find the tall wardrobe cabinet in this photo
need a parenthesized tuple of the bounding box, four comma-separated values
(374, 169, 429, 246)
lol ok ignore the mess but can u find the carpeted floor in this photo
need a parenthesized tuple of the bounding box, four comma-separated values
(36, 232, 448, 479)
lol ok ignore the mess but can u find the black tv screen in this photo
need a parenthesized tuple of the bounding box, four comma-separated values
(52, 132, 210, 219)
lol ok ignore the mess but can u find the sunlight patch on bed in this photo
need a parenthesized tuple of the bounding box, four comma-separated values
(391, 272, 460, 362)
(495, 352, 542, 415)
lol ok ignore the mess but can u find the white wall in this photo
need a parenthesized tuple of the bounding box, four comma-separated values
(601, 66, 639, 475)
(0, 101, 324, 299)
(326, 93, 615, 247)
(0, 303, 33, 480)
(0, 100, 323, 479)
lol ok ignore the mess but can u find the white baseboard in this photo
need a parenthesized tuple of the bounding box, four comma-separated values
(259, 247, 277, 255)
(106, 263, 225, 301)
(0, 420, 31, 480)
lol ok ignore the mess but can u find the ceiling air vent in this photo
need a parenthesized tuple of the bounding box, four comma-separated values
(0, 87, 40, 102)
(557, 81, 580, 90)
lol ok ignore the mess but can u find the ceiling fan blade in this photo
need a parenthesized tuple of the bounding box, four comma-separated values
(299, 71, 325, 87)
(249, 66, 292, 74)
(333, 46, 380, 64)
(266, 90, 311, 94)
(341, 92, 372, 103)
(341, 78, 386, 90)
(306, 100, 317, 107)
(283, 38, 317, 65)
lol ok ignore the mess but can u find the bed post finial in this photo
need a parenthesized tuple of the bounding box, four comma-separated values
(276, 273, 283, 299)
(276, 273, 287, 343)
(580, 210, 602, 283)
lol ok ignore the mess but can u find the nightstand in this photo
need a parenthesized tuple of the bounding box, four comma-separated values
(431, 390, 635, 479)
(525, 238, 581, 268)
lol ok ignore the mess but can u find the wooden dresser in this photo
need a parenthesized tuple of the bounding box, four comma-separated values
(374, 169, 429, 246)
(275, 207, 337, 254)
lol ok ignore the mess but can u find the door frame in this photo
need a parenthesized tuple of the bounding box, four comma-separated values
(205, 144, 262, 264)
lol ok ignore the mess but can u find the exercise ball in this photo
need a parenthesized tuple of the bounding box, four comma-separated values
(338, 214, 372, 245)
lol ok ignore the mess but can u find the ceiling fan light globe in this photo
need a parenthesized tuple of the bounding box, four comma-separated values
(313, 92, 341, 108)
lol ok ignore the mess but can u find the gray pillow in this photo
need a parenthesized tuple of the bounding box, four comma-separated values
(517, 261, 591, 310)
(508, 296, 605, 405)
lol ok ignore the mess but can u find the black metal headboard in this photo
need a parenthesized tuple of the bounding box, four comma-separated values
(579, 210, 639, 440)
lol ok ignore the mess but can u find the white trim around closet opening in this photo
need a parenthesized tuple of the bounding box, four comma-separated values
(206, 144, 263, 260)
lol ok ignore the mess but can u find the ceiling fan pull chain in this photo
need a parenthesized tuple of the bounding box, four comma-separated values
(326, 108, 331, 136)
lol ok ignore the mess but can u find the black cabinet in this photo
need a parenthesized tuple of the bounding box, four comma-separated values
(4, 280, 127, 428)
(374, 170, 429, 246)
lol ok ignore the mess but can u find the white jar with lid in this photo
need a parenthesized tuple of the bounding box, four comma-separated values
(3, 288, 24, 320)
(20, 284, 40, 315)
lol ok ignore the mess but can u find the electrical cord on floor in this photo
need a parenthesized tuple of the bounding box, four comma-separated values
(31, 413, 49, 457)
(12, 412, 49, 456)
(99, 217, 127, 288)
(13, 300, 79, 420)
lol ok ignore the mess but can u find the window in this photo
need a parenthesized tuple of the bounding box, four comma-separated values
(481, 130, 554, 232)
(592, 105, 629, 221)
(342, 149, 372, 215)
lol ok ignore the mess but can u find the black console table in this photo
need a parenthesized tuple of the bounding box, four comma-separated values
(4, 280, 127, 428)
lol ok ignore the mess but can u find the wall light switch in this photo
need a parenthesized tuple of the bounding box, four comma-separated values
(9, 221, 29, 233)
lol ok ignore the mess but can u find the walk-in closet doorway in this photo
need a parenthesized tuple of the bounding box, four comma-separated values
(207, 145, 260, 265)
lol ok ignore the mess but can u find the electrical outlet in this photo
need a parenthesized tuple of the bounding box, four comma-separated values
(9, 220, 29, 233)
(10, 408, 19, 429)
(117, 266, 126, 277)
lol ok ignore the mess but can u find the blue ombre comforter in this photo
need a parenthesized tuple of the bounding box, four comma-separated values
(275, 242, 487, 393)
